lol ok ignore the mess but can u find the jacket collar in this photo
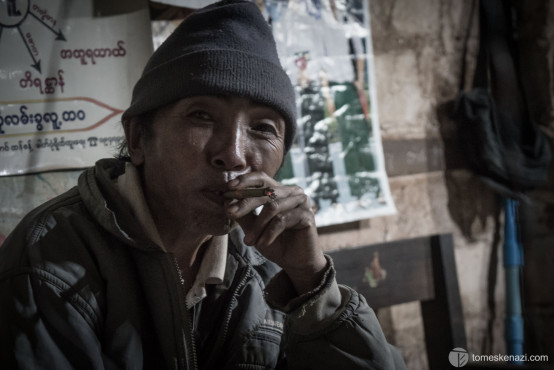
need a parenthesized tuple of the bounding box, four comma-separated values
(78, 158, 151, 248)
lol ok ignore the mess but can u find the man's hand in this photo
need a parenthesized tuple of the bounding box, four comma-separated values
(225, 172, 327, 295)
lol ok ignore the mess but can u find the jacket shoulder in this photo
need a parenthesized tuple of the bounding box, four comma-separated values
(0, 186, 107, 338)
(0, 185, 108, 287)
(1, 186, 83, 259)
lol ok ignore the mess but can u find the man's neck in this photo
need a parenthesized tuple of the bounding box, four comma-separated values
(156, 222, 212, 268)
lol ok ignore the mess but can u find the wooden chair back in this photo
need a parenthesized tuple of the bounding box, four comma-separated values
(329, 234, 467, 370)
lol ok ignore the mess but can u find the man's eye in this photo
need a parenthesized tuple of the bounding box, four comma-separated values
(189, 110, 211, 120)
(253, 122, 278, 135)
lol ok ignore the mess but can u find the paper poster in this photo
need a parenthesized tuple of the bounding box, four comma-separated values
(259, 0, 396, 226)
(0, 0, 153, 175)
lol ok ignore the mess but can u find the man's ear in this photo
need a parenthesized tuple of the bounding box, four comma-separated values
(123, 117, 145, 166)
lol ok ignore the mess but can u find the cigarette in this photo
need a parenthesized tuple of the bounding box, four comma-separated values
(223, 187, 276, 199)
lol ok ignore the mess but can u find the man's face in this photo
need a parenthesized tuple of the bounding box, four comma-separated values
(127, 95, 286, 236)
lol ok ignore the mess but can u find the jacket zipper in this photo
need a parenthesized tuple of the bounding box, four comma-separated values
(220, 265, 252, 344)
(173, 256, 199, 370)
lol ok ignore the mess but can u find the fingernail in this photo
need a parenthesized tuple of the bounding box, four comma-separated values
(228, 179, 239, 187)
(227, 204, 238, 214)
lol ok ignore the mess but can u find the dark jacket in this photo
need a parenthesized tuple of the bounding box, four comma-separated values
(0, 159, 406, 369)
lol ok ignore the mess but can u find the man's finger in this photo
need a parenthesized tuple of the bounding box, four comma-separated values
(226, 185, 303, 219)
(255, 208, 314, 249)
(233, 211, 258, 246)
(248, 193, 311, 243)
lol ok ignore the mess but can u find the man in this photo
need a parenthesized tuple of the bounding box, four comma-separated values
(0, 1, 406, 369)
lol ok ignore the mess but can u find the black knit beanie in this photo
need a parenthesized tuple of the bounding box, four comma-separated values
(122, 0, 297, 153)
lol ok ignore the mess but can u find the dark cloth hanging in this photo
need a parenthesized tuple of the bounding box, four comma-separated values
(453, 0, 551, 200)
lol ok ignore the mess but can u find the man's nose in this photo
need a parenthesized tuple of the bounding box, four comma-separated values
(209, 125, 248, 171)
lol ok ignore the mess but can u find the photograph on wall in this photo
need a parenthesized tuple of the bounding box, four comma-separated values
(258, 0, 396, 226)
(0, 0, 153, 175)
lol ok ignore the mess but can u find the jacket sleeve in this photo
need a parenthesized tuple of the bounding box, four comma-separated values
(265, 256, 407, 370)
(0, 267, 107, 370)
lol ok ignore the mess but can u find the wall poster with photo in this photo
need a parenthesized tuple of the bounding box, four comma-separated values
(257, 0, 396, 226)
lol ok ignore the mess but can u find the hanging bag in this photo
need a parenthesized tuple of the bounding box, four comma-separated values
(453, 0, 551, 199)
